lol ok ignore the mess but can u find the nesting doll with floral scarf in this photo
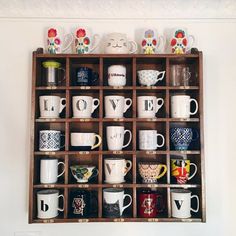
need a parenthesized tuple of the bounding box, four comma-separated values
(47, 28, 61, 54)
(170, 29, 189, 54)
(141, 29, 157, 54)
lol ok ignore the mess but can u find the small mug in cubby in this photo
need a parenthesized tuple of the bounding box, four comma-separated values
(74, 67, 99, 86)
(137, 70, 165, 87)
(108, 65, 127, 87)
(170, 65, 191, 86)
(70, 165, 98, 183)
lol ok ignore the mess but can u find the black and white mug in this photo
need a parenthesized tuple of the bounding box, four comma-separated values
(108, 65, 126, 86)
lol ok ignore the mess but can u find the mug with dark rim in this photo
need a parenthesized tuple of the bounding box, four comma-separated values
(74, 67, 99, 86)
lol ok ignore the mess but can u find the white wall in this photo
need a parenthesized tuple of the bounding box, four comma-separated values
(1, 1, 236, 236)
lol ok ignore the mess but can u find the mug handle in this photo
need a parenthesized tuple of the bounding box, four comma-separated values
(128, 40, 138, 54)
(156, 71, 166, 82)
(60, 134, 65, 149)
(189, 98, 198, 116)
(188, 163, 197, 180)
(90, 34, 100, 52)
(192, 129, 199, 142)
(156, 133, 165, 148)
(124, 98, 132, 113)
(92, 98, 100, 113)
(156, 194, 165, 213)
(92, 72, 99, 84)
(156, 165, 167, 179)
(187, 35, 195, 52)
(121, 194, 132, 214)
(57, 194, 65, 212)
(156, 98, 164, 113)
(59, 98, 66, 114)
(57, 162, 65, 178)
(124, 160, 132, 176)
(58, 68, 66, 84)
(62, 33, 73, 52)
(157, 35, 166, 52)
(89, 168, 99, 180)
(91, 134, 102, 150)
(122, 130, 132, 149)
(190, 195, 199, 213)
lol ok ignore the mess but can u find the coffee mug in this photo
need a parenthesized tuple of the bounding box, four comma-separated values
(74, 67, 99, 86)
(106, 126, 132, 151)
(138, 70, 165, 87)
(46, 27, 73, 54)
(105, 96, 132, 118)
(139, 130, 165, 150)
(39, 96, 66, 118)
(104, 158, 132, 184)
(72, 96, 100, 118)
(171, 189, 199, 218)
(37, 189, 64, 219)
(170, 65, 191, 86)
(170, 128, 199, 151)
(137, 96, 164, 118)
(104, 33, 137, 54)
(103, 188, 132, 218)
(40, 159, 65, 184)
(70, 165, 98, 183)
(70, 132, 102, 151)
(138, 189, 164, 218)
(171, 95, 198, 119)
(39, 130, 64, 152)
(171, 158, 197, 184)
(108, 65, 126, 86)
(138, 162, 167, 183)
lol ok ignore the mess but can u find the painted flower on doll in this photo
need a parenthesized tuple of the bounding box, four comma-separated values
(48, 28, 57, 38)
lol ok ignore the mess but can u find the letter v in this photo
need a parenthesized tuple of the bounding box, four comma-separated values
(174, 200, 184, 210)
(109, 99, 119, 110)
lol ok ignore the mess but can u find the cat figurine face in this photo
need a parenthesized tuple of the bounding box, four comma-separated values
(103, 199, 121, 218)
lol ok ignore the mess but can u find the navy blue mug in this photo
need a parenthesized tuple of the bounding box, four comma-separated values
(75, 67, 99, 86)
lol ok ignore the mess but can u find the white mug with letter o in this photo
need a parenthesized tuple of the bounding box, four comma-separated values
(139, 130, 165, 150)
(103, 188, 132, 218)
(70, 132, 102, 151)
(37, 189, 64, 219)
(39, 96, 66, 118)
(72, 96, 100, 118)
(171, 95, 198, 119)
(137, 96, 164, 118)
(104, 158, 132, 184)
(108, 65, 126, 86)
(105, 95, 132, 118)
(40, 159, 65, 184)
(106, 126, 132, 151)
(171, 189, 199, 218)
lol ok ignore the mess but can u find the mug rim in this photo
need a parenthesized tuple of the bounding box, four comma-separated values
(39, 95, 61, 99)
(40, 130, 61, 133)
(103, 188, 124, 193)
(105, 158, 125, 161)
(72, 95, 93, 99)
(106, 126, 125, 129)
(37, 189, 59, 195)
(138, 69, 159, 73)
(138, 162, 163, 166)
(171, 189, 191, 194)
(105, 95, 124, 98)
(70, 165, 96, 169)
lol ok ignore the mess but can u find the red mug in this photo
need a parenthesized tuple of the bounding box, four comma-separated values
(138, 189, 164, 218)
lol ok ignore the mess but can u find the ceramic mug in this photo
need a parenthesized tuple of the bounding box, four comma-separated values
(137, 70, 165, 86)
(37, 189, 64, 219)
(74, 67, 99, 86)
(137, 96, 164, 118)
(171, 95, 198, 119)
(138, 162, 167, 183)
(104, 33, 137, 54)
(104, 95, 132, 118)
(170, 65, 191, 86)
(171, 189, 199, 218)
(103, 188, 132, 218)
(70, 165, 98, 183)
(39, 96, 66, 118)
(108, 65, 126, 86)
(106, 126, 132, 151)
(72, 96, 100, 118)
(104, 158, 132, 184)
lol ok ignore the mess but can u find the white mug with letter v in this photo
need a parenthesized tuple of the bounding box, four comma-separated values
(105, 95, 132, 118)
(171, 95, 198, 119)
(72, 96, 100, 118)
(106, 126, 132, 151)
(137, 96, 164, 118)
(104, 158, 132, 184)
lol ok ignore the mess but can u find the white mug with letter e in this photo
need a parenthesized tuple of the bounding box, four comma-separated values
(72, 96, 100, 118)
(39, 96, 66, 118)
(104, 158, 132, 184)
(171, 189, 199, 218)
(105, 95, 132, 118)
(106, 126, 132, 151)
(137, 96, 164, 118)
(37, 189, 64, 219)
(171, 95, 198, 119)
(103, 188, 132, 218)
(108, 65, 126, 86)
(139, 130, 165, 150)
(40, 158, 65, 184)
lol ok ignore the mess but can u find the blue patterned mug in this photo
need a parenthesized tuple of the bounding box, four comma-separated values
(170, 128, 198, 151)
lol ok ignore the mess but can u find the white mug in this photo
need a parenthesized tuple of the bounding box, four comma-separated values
(171, 95, 198, 119)
(108, 65, 126, 86)
(70, 132, 102, 150)
(171, 189, 199, 218)
(106, 126, 132, 151)
(72, 96, 100, 118)
(103, 188, 132, 217)
(37, 189, 64, 219)
(39, 96, 66, 118)
(105, 95, 132, 118)
(104, 158, 132, 184)
(139, 130, 165, 150)
(137, 96, 164, 118)
(40, 159, 65, 184)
